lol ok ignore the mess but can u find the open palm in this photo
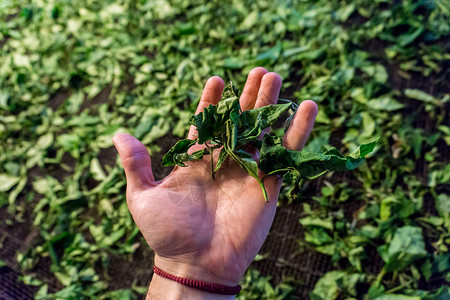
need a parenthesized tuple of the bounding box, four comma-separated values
(113, 67, 318, 288)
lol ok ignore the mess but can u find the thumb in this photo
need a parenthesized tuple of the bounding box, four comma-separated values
(113, 133, 155, 190)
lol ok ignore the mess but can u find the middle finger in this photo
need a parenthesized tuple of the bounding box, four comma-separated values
(239, 67, 268, 111)
(254, 72, 282, 109)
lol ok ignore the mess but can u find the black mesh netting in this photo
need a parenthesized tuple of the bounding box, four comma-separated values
(0, 267, 36, 299)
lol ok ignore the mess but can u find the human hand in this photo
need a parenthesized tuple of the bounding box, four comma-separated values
(113, 67, 318, 299)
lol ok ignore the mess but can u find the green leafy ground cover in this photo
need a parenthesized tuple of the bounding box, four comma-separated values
(0, 0, 449, 299)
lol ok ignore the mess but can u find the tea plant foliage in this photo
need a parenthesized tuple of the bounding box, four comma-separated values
(0, 0, 449, 298)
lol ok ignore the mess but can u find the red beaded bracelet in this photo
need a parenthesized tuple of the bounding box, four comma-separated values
(152, 265, 242, 295)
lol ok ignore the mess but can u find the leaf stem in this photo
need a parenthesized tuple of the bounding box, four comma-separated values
(384, 278, 415, 294)
(261, 168, 294, 181)
(278, 98, 298, 109)
(374, 268, 386, 287)
(225, 120, 268, 202)
(207, 145, 215, 179)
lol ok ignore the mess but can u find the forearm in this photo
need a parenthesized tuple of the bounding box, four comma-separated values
(147, 274, 235, 300)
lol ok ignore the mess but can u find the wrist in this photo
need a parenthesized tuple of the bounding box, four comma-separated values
(148, 272, 235, 300)
(154, 254, 242, 286)
(148, 255, 241, 299)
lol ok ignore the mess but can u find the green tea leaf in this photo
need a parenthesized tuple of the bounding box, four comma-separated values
(404, 89, 437, 104)
(310, 271, 345, 300)
(0, 174, 20, 192)
(214, 148, 229, 173)
(349, 137, 380, 159)
(175, 149, 206, 166)
(161, 139, 198, 167)
(382, 226, 427, 272)
(238, 102, 291, 143)
(190, 97, 240, 144)
(229, 149, 268, 202)
(367, 97, 404, 111)
(259, 134, 378, 180)
(310, 271, 365, 300)
(37, 133, 54, 149)
(90, 158, 106, 181)
(190, 104, 219, 144)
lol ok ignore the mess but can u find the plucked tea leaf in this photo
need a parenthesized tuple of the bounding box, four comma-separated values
(234, 151, 268, 202)
(310, 271, 365, 300)
(435, 194, 450, 218)
(238, 102, 291, 143)
(404, 89, 437, 104)
(367, 97, 405, 111)
(161, 139, 198, 167)
(259, 134, 379, 179)
(165, 83, 378, 202)
(349, 137, 380, 159)
(189, 97, 240, 144)
(0, 174, 20, 192)
(189, 105, 217, 144)
(214, 148, 229, 173)
(381, 226, 427, 272)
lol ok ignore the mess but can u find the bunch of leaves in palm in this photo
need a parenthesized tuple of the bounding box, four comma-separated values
(162, 84, 378, 202)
